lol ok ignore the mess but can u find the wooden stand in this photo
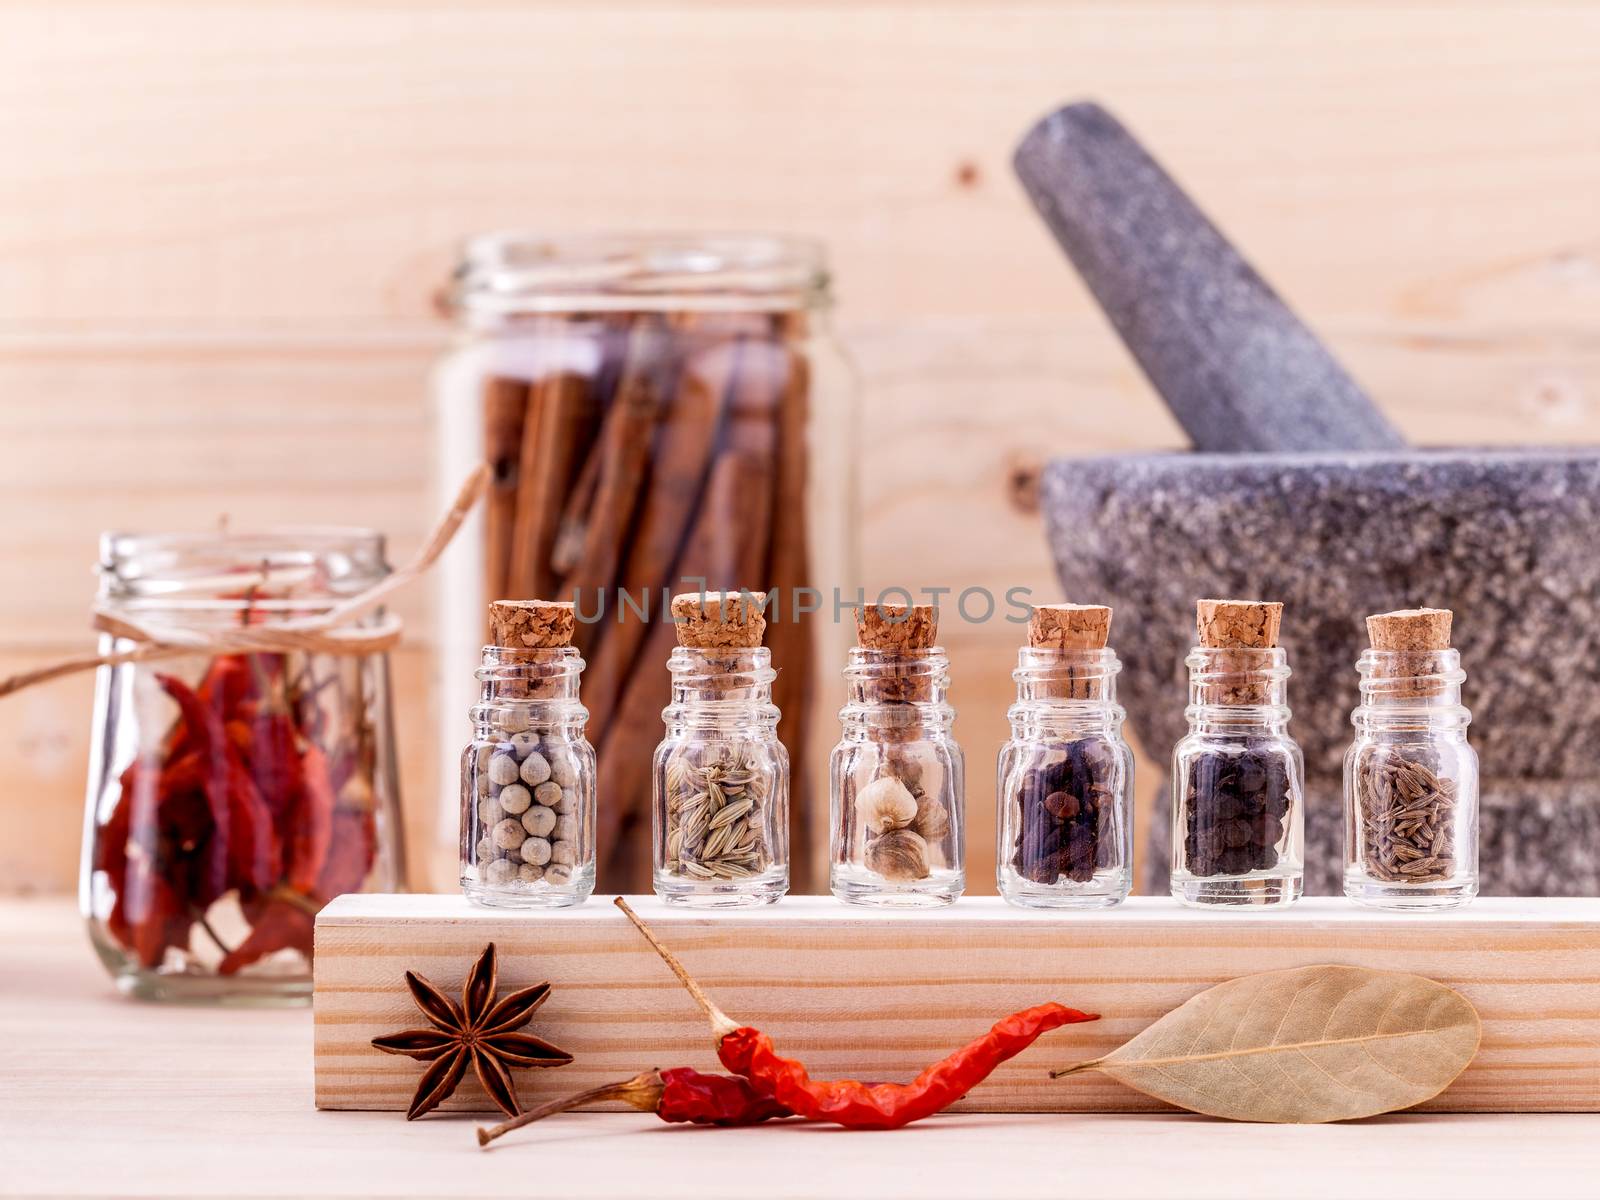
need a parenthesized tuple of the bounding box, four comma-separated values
(313, 895, 1600, 1115)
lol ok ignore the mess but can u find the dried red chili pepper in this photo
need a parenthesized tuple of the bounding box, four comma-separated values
(717, 1005, 1090, 1129)
(219, 806, 377, 974)
(476, 1067, 795, 1146)
(196, 653, 256, 717)
(155, 674, 232, 900)
(222, 744, 281, 893)
(98, 652, 379, 979)
(218, 890, 317, 976)
(612, 898, 1099, 1131)
(288, 742, 338, 894)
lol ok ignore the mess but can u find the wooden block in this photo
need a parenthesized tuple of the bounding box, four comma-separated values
(313, 895, 1600, 1115)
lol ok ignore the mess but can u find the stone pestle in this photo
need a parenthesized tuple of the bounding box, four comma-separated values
(1014, 101, 1405, 452)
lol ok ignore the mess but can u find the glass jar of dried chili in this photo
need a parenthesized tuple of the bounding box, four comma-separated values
(82, 530, 406, 1003)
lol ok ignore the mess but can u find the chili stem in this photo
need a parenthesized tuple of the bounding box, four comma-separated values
(613, 897, 740, 1039)
(1048, 1057, 1107, 1079)
(477, 1071, 661, 1147)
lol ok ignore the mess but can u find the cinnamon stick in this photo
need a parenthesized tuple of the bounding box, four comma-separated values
(482, 377, 530, 616)
(564, 318, 672, 658)
(594, 453, 766, 889)
(742, 330, 815, 884)
(508, 371, 592, 598)
(581, 323, 736, 739)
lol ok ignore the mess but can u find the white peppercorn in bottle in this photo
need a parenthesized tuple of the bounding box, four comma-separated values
(461, 601, 596, 907)
(829, 603, 965, 906)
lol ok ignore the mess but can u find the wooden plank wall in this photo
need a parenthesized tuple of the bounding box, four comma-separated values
(3, 2, 1599, 895)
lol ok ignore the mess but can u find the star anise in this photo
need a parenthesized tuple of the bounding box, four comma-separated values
(371, 942, 573, 1120)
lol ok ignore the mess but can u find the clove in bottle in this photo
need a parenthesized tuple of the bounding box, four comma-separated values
(997, 603, 1133, 908)
(1343, 608, 1479, 909)
(1170, 598, 1304, 907)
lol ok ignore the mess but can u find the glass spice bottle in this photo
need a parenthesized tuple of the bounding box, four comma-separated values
(82, 530, 405, 1004)
(998, 604, 1132, 908)
(1171, 599, 1304, 907)
(654, 592, 789, 907)
(830, 603, 965, 906)
(1344, 608, 1479, 910)
(461, 600, 596, 907)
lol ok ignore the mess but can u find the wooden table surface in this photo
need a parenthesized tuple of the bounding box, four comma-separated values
(4, 898, 1598, 1200)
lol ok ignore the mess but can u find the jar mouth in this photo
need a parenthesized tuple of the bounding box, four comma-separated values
(447, 232, 829, 316)
(99, 527, 389, 606)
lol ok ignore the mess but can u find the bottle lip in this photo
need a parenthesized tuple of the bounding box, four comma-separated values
(1185, 644, 1291, 682)
(845, 645, 949, 676)
(1012, 645, 1120, 676)
(1356, 647, 1465, 683)
(446, 231, 830, 317)
(667, 644, 777, 688)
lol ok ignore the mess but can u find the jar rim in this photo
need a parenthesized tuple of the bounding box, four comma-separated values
(446, 231, 829, 316)
(102, 526, 385, 559)
(99, 526, 389, 605)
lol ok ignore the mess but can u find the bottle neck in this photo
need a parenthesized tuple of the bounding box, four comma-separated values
(664, 646, 779, 733)
(838, 646, 953, 738)
(1007, 646, 1125, 737)
(1352, 648, 1470, 734)
(472, 645, 587, 732)
(1184, 645, 1291, 734)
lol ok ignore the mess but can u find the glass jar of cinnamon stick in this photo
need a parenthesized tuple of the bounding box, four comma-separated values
(1343, 608, 1479, 909)
(434, 234, 852, 893)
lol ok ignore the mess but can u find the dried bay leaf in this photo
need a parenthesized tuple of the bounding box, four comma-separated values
(1052, 964, 1481, 1123)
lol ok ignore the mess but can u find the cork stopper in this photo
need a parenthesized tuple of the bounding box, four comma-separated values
(1196, 599, 1282, 649)
(1367, 608, 1452, 652)
(1366, 608, 1454, 697)
(490, 600, 575, 649)
(1027, 604, 1112, 701)
(1028, 603, 1112, 650)
(855, 603, 939, 653)
(671, 591, 767, 649)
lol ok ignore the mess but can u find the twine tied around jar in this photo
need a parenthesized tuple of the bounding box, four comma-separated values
(0, 466, 491, 699)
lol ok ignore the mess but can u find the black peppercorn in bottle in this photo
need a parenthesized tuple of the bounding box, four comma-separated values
(997, 604, 1133, 908)
(1170, 599, 1304, 907)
